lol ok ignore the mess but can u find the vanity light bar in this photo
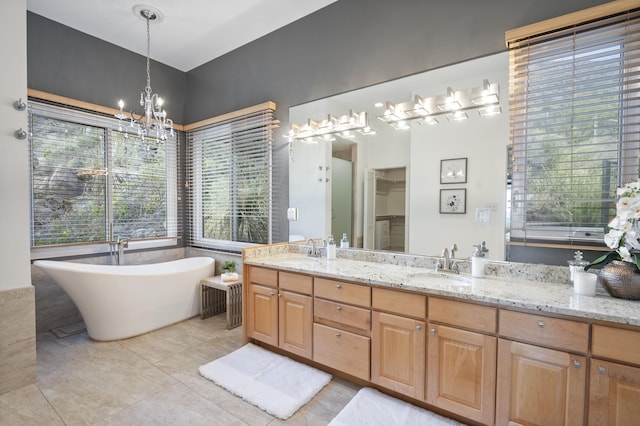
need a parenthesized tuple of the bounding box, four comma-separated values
(286, 110, 375, 144)
(377, 80, 500, 129)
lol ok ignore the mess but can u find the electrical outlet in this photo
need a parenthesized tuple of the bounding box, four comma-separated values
(287, 207, 298, 221)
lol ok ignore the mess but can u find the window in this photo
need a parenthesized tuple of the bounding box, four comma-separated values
(186, 103, 276, 251)
(507, 7, 640, 246)
(29, 101, 179, 253)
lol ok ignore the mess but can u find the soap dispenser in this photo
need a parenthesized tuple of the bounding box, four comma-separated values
(340, 233, 350, 248)
(568, 250, 589, 281)
(472, 241, 488, 278)
(326, 235, 337, 260)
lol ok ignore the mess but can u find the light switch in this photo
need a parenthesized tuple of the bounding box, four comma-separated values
(475, 207, 491, 224)
(287, 207, 298, 221)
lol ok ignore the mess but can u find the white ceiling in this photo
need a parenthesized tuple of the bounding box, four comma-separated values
(26, 0, 337, 72)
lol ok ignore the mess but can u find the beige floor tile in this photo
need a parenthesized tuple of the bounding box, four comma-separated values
(0, 384, 64, 426)
(38, 339, 177, 425)
(21, 314, 357, 425)
(94, 382, 246, 426)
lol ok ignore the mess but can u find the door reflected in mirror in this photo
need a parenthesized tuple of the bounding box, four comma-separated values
(363, 167, 406, 252)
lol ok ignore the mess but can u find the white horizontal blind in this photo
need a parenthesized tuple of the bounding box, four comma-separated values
(186, 107, 275, 250)
(29, 101, 179, 248)
(508, 9, 640, 246)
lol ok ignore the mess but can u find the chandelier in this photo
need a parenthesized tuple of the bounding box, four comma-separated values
(115, 7, 173, 141)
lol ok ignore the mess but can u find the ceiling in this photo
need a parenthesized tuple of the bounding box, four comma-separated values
(26, 0, 337, 72)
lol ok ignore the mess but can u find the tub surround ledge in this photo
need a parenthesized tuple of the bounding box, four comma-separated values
(243, 243, 640, 327)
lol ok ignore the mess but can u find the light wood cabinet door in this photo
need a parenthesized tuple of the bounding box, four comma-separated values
(589, 359, 640, 425)
(247, 283, 278, 346)
(427, 324, 496, 425)
(279, 290, 313, 359)
(496, 339, 586, 426)
(371, 311, 425, 400)
(313, 323, 370, 381)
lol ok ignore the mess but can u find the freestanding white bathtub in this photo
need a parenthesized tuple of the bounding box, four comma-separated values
(35, 257, 215, 341)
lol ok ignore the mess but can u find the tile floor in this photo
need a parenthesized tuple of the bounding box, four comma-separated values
(0, 315, 360, 425)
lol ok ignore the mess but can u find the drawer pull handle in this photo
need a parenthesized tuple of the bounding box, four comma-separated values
(599, 366, 607, 375)
(430, 328, 436, 335)
(336, 284, 342, 289)
(573, 360, 581, 368)
(278, 293, 282, 298)
(336, 306, 342, 311)
(269, 291, 275, 296)
(335, 333, 341, 338)
(416, 325, 422, 331)
(538, 321, 545, 328)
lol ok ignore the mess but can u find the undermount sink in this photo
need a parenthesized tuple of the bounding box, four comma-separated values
(407, 270, 471, 284)
(280, 257, 321, 265)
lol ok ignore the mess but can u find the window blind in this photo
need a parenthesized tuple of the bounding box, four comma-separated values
(507, 8, 640, 246)
(186, 106, 276, 251)
(29, 100, 180, 248)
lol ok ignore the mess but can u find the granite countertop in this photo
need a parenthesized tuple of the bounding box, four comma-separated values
(244, 250, 640, 327)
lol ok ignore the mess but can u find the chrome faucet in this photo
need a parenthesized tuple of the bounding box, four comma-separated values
(436, 247, 459, 273)
(306, 239, 321, 257)
(117, 238, 129, 265)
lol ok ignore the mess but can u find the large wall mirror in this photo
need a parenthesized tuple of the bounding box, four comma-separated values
(288, 52, 509, 261)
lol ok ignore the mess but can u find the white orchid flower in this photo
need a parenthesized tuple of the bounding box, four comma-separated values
(604, 229, 624, 249)
(618, 246, 633, 262)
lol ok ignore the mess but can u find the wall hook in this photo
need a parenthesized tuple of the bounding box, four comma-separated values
(13, 99, 26, 111)
(14, 128, 27, 140)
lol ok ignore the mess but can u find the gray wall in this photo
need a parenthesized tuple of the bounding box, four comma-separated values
(27, 13, 187, 124)
(26, 0, 612, 255)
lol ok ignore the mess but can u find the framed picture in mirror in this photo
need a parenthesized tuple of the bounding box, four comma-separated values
(440, 188, 466, 214)
(440, 157, 467, 184)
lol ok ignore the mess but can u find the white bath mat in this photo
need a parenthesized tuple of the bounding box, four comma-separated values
(199, 343, 331, 419)
(329, 387, 466, 426)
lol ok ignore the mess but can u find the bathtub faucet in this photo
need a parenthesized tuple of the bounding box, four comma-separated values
(117, 238, 129, 265)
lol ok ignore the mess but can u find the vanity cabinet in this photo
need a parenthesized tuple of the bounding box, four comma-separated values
(244, 259, 640, 426)
(426, 297, 497, 425)
(247, 266, 313, 359)
(496, 310, 588, 426)
(278, 271, 313, 359)
(371, 288, 426, 400)
(313, 277, 371, 381)
(588, 325, 640, 425)
(247, 266, 279, 346)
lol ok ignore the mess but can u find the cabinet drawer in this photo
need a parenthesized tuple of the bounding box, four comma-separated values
(279, 271, 312, 295)
(429, 297, 496, 334)
(592, 325, 640, 366)
(248, 266, 277, 287)
(314, 298, 371, 333)
(315, 278, 370, 307)
(499, 310, 589, 353)
(313, 323, 370, 381)
(372, 287, 426, 319)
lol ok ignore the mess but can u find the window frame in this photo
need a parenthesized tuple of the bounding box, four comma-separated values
(28, 100, 180, 259)
(506, 4, 640, 248)
(186, 103, 276, 252)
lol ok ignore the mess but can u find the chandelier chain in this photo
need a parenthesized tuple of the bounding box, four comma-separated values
(145, 16, 151, 94)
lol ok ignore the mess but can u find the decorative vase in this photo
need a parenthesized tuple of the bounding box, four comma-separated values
(600, 260, 640, 300)
(221, 271, 239, 282)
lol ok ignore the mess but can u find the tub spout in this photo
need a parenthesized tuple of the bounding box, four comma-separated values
(117, 238, 129, 265)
